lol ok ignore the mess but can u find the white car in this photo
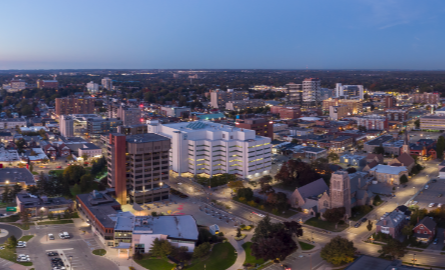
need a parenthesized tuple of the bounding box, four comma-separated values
(58, 233, 65, 239)
(16, 254, 30, 262)
(428, 203, 436, 207)
(16, 241, 26, 248)
(439, 203, 443, 208)
(425, 185, 429, 189)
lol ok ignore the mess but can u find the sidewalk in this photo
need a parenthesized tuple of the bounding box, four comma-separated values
(226, 230, 253, 270)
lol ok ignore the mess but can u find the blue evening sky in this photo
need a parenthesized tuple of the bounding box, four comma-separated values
(1, 0, 445, 69)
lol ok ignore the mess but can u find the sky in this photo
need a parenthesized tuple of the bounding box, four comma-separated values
(1, 0, 445, 70)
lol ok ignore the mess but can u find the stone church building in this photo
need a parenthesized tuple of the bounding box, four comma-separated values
(289, 171, 373, 217)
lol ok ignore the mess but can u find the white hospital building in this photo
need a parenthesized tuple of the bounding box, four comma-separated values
(147, 120, 272, 178)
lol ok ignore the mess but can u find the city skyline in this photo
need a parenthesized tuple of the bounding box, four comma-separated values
(2, 0, 445, 70)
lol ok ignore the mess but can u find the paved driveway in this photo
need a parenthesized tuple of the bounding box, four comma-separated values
(0, 224, 23, 244)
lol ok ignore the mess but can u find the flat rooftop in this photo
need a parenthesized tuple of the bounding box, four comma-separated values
(0, 168, 35, 185)
(365, 135, 394, 146)
(125, 133, 170, 143)
(17, 193, 72, 208)
(76, 190, 120, 228)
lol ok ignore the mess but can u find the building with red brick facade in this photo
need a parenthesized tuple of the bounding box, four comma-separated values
(236, 118, 273, 140)
(413, 92, 440, 104)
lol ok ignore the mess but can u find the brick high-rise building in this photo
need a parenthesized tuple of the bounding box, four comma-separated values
(37, 79, 59, 89)
(357, 115, 388, 130)
(236, 118, 273, 140)
(385, 109, 408, 122)
(55, 97, 95, 116)
(107, 133, 171, 205)
(412, 92, 440, 104)
(383, 95, 396, 108)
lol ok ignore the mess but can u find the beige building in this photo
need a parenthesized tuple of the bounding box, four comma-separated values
(420, 115, 445, 130)
(329, 105, 349, 120)
(369, 164, 408, 185)
(209, 89, 249, 108)
(322, 98, 363, 114)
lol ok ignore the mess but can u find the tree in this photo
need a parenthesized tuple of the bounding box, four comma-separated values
(26, 185, 39, 195)
(79, 174, 94, 192)
(227, 181, 244, 190)
(1, 185, 11, 203)
(373, 144, 385, 155)
(380, 239, 406, 260)
(373, 194, 382, 206)
(81, 154, 89, 161)
(63, 165, 86, 185)
(322, 207, 345, 224)
(320, 236, 356, 266)
(149, 238, 174, 258)
(259, 183, 275, 200)
(39, 210, 44, 220)
(401, 224, 414, 239)
(400, 175, 408, 184)
(91, 156, 106, 176)
(346, 167, 357, 174)
(410, 208, 428, 226)
(5, 235, 17, 249)
(236, 228, 242, 238)
(266, 192, 288, 211)
(437, 136, 445, 160)
(275, 160, 320, 187)
(366, 220, 373, 232)
(193, 242, 211, 258)
(327, 152, 339, 163)
(11, 184, 23, 198)
(237, 188, 254, 201)
(20, 209, 30, 224)
(414, 119, 420, 129)
(48, 212, 54, 220)
(66, 155, 73, 161)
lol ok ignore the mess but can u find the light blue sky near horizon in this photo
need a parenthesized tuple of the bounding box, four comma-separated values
(1, 0, 445, 70)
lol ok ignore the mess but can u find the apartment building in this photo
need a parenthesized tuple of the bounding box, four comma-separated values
(302, 78, 321, 102)
(383, 95, 396, 108)
(101, 77, 113, 90)
(385, 109, 408, 122)
(0, 118, 27, 129)
(235, 118, 273, 140)
(160, 106, 191, 118)
(335, 83, 364, 99)
(286, 83, 302, 104)
(117, 124, 148, 135)
(55, 97, 95, 116)
(225, 99, 265, 111)
(59, 115, 74, 137)
(37, 79, 58, 89)
(107, 133, 171, 205)
(86, 118, 123, 137)
(412, 92, 440, 104)
(420, 115, 445, 130)
(329, 106, 349, 120)
(147, 120, 272, 178)
(86, 81, 100, 93)
(9, 79, 26, 92)
(356, 115, 388, 130)
(322, 98, 363, 114)
(108, 105, 142, 126)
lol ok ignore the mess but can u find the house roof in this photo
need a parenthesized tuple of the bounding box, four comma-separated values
(376, 211, 406, 228)
(369, 164, 407, 175)
(416, 217, 436, 232)
(395, 153, 415, 167)
(293, 178, 328, 200)
(366, 160, 378, 169)
(365, 153, 384, 163)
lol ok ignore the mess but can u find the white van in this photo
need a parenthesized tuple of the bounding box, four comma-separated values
(63, 232, 70, 239)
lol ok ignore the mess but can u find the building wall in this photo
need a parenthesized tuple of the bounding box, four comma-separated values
(55, 97, 95, 116)
(108, 134, 128, 204)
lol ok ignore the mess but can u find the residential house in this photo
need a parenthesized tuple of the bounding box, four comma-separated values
(376, 211, 407, 238)
(39, 141, 57, 159)
(363, 160, 378, 172)
(344, 255, 423, 270)
(413, 217, 436, 243)
(388, 152, 415, 172)
(365, 153, 384, 164)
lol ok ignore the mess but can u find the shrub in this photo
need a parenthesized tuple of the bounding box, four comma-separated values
(193, 242, 211, 258)
(133, 252, 143, 260)
(247, 200, 257, 207)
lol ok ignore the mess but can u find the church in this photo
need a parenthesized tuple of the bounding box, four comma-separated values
(289, 170, 374, 218)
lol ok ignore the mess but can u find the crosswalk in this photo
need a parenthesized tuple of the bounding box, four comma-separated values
(83, 238, 102, 251)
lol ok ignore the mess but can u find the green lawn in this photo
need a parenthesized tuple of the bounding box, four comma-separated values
(242, 242, 264, 266)
(72, 212, 80, 218)
(49, 170, 64, 177)
(92, 249, 106, 256)
(19, 235, 34, 242)
(11, 223, 32, 230)
(304, 217, 348, 232)
(70, 182, 99, 197)
(135, 257, 174, 270)
(37, 220, 74, 225)
(0, 247, 33, 267)
(188, 242, 237, 270)
(298, 241, 315, 251)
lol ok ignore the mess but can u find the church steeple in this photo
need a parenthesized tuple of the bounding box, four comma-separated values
(402, 127, 410, 154)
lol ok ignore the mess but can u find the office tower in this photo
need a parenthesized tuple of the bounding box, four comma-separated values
(101, 77, 113, 90)
(147, 120, 272, 178)
(302, 78, 321, 103)
(10, 79, 26, 92)
(107, 133, 171, 204)
(59, 115, 74, 137)
(285, 83, 303, 104)
(86, 118, 123, 137)
(86, 81, 100, 93)
(55, 97, 95, 116)
(384, 95, 396, 108)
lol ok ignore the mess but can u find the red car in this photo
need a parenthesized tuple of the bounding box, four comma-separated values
(56, 166, 62, 169)
(281, 265, 291, 270)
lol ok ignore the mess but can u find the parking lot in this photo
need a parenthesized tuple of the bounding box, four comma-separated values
(29, 224, 118, 270)
(411, 179, 445, 209)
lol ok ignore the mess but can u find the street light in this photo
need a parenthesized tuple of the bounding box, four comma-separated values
(412, 253, 417, 266)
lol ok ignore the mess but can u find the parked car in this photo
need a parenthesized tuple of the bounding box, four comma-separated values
(434, 238, 438, 244)
(16, 241, 26, 248)
(252, 212, 265, 218)
(432, 179, 437, 183)
(425, 185, 429, 189)
(428, 203, 436, 208)
(361, 218, 367, 222)
(58, 233, 65, 239)
(354, 222, 361, 228)
(281, 264, 292, 270)
(47, 251, 58, 256)
(48, 233, 55, 240)
(439, 203, 443, 208)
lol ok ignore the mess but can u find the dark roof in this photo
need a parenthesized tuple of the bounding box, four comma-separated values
(17, 193, 72, 208)
(395, 153, 415, 167)
(416, 217, 436, 232)
(76, 190, 120, 229)
(0, 168, 35, 185)
(125, 133, 170, 143)
(294, 178, 328, 199)
(80, 143, 100, 150)
(366, 135, 393, 146)
(0, 132, 12, 137)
